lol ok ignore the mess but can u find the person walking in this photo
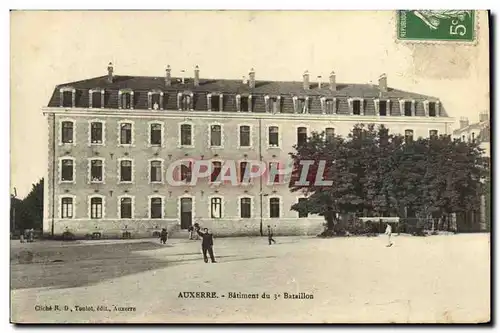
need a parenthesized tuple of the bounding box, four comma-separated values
(267, 225, 276, 245)
(385, 223, 393, 247)
(159, 228, 168, 244)
(188, 225, 194, 240)
(196, 227, 216, 263)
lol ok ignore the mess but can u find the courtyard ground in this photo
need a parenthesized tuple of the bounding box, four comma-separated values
(10, 234, 490, 323)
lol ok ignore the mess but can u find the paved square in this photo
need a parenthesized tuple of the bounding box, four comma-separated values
(10, 234, 490, 323)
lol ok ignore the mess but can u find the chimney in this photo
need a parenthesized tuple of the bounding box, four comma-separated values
(194, 65, 200, 87)
(165, 65, 171, 86)
(249, 68, 256, 88)
(459, 117, 470, 129)
(317, 76, 323, 89)
(378, 73, 387, 93)
(181, 70, 186, 84)
(479, 111, 489, 122)
(107, 62, 114, 83)
(303, 70, 310, 90)
(329, 71, 336, 91)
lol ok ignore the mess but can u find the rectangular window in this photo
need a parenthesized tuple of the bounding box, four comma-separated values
(267, 97, 281, 113)
(91, 91, 102, 108)
(210, 197, 222, 219)
(180, 162, 192, 182)
(297, 98, 308, 113)
(182, 95, 192, 111)
(428, 102, 437, 117)
(211, 161, 222, 183)
(325, 128, 335, 143)
(180, 124, 192, 146)
(210, 125, 222, 147)
(268, 126, 279, 147)
(121, 93, 132, 109)
(150, 197, 162, 219)
(379, 100, 388, 116)
(61, 121, 73, 144)
(404, 101, 412, 116)
(61, 197, 73, 218)
(90, 160, 103, 182)
(239, 161, 249, 183)
(150, 161, 162, 183)
(120, 160, 132, 182)
(240, 198, 251, 218)
(268, 162, 282, 184)
(90, 122, 103, 144)
(325, 99, 335, 114)
(271, 97, 280, 113)
(352, 100, 361, 115)
(298, 198, 308, 218)
(150, 123, 162, 146)
(120, 123, 132, 145)
(151, 94, 161, 110)
(61, 159, 73, 182)
(429, 130, 438, 138)
(62, 91, 73, 107)
(120, 198, 132, 219)
(240, 96, 249, 112)
(405, 130, 414, 144)
(297, 127, 307, 146)
(269, 198, 280, 218)
(239, 126, 250, 147)
(90, 197, 103, 219)
(211, 94, 221, 111)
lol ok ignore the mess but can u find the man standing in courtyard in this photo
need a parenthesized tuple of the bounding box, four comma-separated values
(267, 225, 276, 245)
(196, 227, 216, 263)
(385, 223, 393, 247)
(159, 228, 168, 245)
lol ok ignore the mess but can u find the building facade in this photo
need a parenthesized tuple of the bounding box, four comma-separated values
(452, 112, 491, 232)
(43, 64, 455, 238)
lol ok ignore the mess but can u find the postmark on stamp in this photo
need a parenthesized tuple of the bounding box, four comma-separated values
(397, 10, 476, 42)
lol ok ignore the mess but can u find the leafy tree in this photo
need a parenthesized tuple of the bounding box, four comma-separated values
(10, 178, 44, 231)
(289, 124, 487, 232)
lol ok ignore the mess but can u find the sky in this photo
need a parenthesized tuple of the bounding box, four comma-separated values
(10, 10, 490, 198)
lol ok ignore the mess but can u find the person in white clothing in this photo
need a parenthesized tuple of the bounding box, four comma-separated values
(385, 223, 393, 247)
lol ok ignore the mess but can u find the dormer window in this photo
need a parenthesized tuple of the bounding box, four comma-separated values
(207, 93, 223, 111)
(89, 89, 105, 108)
(424, 100, 440, 117)
(374, 99, 390, 116)
(148, 91, 164, 110)
(236, 94, 253, 112)
(265, 95, 282, 114)
(293, 96, 309, 114)
(118, 89, 134, 109)
(348, 98, 364, 116)
(178, 92, 194, 111)
(60, 87, 76, 108)
(400, 99, 416, 117)
(320, 97, 336, 114)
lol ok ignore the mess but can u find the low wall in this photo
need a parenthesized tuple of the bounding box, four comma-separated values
(45, 217, 325, 238)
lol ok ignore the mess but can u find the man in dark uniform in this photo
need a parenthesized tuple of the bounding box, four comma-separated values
(267, 225, 276, 245)
(159, 228, 168, 244)
(196, 227, 216, 263)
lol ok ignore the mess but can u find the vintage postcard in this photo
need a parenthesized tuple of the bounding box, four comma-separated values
(10, 10, 491, 324)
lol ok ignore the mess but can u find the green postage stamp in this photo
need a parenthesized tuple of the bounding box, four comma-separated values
(397, 10, 476, 42)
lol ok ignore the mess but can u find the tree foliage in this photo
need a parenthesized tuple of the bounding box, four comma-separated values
(10, 178, 44, 232)
(289, 124, 489, 230)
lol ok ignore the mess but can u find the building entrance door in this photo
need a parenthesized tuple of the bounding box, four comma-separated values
(180, 198, 193, 230)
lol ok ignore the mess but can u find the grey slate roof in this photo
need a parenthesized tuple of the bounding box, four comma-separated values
(47, 75, 447, 117)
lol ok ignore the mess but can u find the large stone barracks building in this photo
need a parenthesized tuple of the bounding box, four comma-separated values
(42, 63, 454, 238)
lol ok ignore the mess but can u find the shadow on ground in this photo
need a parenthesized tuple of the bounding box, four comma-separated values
(10, 242, 169, 290)
(10, 242, 279, 290)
